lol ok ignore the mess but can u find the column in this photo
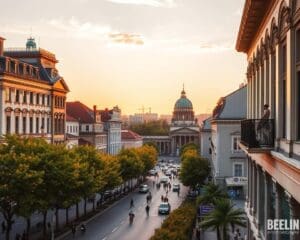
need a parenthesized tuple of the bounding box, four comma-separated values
(256, 67, 260, 118)
(252, 162, 257, 217)
(286, 28, 296, 141)
(289, 197, 300, 240)
(275, 42, 282, 141)
(252, 70, 256, 118)
(256, 165, 261, 230)
(263, 171, 271, 238)
(11, 111, 15, 133)
(19, 112, 22, 134)
(26, 114, 29, 134)
(264, 56, 269, 106)
(274, 181, 283, 240)
(247, 157, 251, 208)
(248, 76, 252, 118)
(269, 52, 276, 118)
(260, 61, 264, 117)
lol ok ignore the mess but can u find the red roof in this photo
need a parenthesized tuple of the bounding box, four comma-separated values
(66, 101, 94, 123)
(121, 130, 142, 141)
(66, 114, 79, 122)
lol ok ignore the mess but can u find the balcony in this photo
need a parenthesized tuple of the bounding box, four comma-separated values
(241, 119, 275, 150)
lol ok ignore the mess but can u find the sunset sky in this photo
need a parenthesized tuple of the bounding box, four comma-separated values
(1, 0, 247, 115)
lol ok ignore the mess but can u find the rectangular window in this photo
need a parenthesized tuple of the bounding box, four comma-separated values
(15, 90, 20, 103)
(6, 116, 11, 134)
(232, 136, 241, 152)
(47, 118, 50, 134)
(234, 164, 243, 177)
(22, 117, 26, 134)
(36, 117, 39, 133)
(15, 116, 19, 134)
(41, 117, 45, 132)
(47, 95, 50, 106)
(296, 29, 300, 63)
(30, 92, 34, 104)
(23, 91, 27, 103)
(298, 72, 300, 139)
(29, 117, 33, 133)
(36, 94, 40, 105)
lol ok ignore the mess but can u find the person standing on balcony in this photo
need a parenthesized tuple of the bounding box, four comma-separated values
(257, 104, 270, 145)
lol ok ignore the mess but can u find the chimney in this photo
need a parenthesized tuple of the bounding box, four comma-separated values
(0, 37, 5, 56)
(93, 105, 97, 121)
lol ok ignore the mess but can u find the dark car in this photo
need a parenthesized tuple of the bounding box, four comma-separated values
(172, 183, 180, 192)
(158, 202, 171, 215)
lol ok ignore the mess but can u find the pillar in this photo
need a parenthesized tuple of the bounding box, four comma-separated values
(264, 56, 269, 106)
(260, 61, 264, 117)
(256, 165, 261, 230)
(269, 52, 276, 118)
(275, 42, 282, 141)
(274, 181, 283, 240)
(263, 171, 271, 238)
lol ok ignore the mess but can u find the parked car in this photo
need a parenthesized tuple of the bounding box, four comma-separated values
(139, 184, 149, 193)
(160, 176, 169, 184)
(172, 183, 180, 192)
(149, 169, 157, 175)
(158, 202, 171, 215)
(165, 170, 172, 176)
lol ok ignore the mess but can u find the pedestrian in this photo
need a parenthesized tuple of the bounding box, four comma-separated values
(161, 195, 164, 201)
(166, 189, 168, 196)
(145, 205, 150, 217)
(130, 198, 134, 208)
(1, 221, 5, 233)
(177, 188, 180, 197)
(153, 180, 155, 187)
(71, 224, 76, 238)
(15, 233, 21, 240)
(21, 231, 26, 240)
(196, 227, 200, 240)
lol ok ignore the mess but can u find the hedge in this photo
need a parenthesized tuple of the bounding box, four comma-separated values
(150, 200, 196, 240)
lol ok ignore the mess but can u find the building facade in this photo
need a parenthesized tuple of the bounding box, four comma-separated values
(66, 102, 107, 152)
(142, 135, 171, 155)
(210, 86, 248, 198)
(170, 88, 200, 156)
(100, 106, 122, 155)
(121, 129, 143, 149)
(0, 36, 69, 143)
(66, 114, 79, 149)
(200, 116, 212, 161)
(236, 0, 300, 239)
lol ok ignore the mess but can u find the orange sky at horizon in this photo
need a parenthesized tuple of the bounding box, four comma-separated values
(1, 0, 247, 115)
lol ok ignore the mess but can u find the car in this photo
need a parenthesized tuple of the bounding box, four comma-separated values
(172, 183, 180, 192)
(158, 202, 171, 215)
(160, 176, 169, 183)
(149, 169, 157, 175)
(139, 184, 149, 193)
(165, 170, 172, 176)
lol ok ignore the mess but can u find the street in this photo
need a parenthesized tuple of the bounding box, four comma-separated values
(62, 168, 187, 240)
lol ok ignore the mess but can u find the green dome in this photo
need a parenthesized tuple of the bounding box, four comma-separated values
(174, 89, 193, 109)
(26, 37, 37, 50)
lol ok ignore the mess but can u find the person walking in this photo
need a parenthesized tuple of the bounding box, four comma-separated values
(145, 205, 150, 217)
(130, 198, 134, 208)
(71, 224, 76, 238)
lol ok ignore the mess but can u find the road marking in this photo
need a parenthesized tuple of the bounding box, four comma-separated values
(112, 227, 118, 233)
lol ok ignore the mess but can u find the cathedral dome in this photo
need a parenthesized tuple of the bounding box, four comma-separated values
(174, 89, 193, 110)
(26, 37, 37, 50)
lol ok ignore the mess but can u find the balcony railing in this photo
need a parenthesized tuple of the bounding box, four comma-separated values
(241, 119, 275, 149)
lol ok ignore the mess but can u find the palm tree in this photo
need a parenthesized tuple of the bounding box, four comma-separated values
(197, 183, 228, 206)
(200, 199, 246, 240)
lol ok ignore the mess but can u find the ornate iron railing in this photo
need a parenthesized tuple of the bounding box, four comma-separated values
(241, 119, 275, 148)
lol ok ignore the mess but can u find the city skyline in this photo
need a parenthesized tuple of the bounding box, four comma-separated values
(1, 0, 246, 115)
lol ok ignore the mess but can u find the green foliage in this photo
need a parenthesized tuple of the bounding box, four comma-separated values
(100, 154, 122, 191)
(136, 145, 158, 175)
(197, 183, 229, 206)
(150, 201, 196, 240)
(118, 148, 144, 181)
(143, 141, 159, 152)
(180, 143, 199, 157)
(129, 120, 169, 136)
(200, 199, 246, 240)
(179, 154, 210, 189)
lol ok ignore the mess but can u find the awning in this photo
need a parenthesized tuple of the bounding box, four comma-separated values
(225, 177, 248, 186)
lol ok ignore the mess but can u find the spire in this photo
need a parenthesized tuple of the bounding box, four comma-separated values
(181, 84, 186, 98)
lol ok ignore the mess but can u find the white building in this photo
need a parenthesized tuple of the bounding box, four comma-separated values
(200, 116, 212, 161)
(101, 106, 122, 155)
(0, 36, 69, 143)
(66, 102, 107, 152)
(66, 115, 79, 149)
(121, 130, 143, 149)
(236, 0, 300, 239)
(210, 86, 247, 198)
(129, 112, 158, 125)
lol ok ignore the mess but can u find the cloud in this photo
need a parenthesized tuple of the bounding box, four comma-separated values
(105, 0, 176, 8)
(109, 32, 144, 45)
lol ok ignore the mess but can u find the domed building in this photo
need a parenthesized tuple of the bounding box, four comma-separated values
(170, 87, 200, 155)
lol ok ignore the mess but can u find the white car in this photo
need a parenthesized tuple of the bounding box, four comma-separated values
(160, 176, 169, 183)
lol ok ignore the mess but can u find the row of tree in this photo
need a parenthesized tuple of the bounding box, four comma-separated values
(129, 120, 169, 136)
(0, 135, 157, 240)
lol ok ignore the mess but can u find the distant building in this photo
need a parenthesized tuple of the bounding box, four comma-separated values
(159, 114, 172, 124)
(66, 102, 107, 152)
(0, 36, 69, 143)
(200, 116, 212, 161)
(210, 86, 247, 198)
(196, 114, 211, 126)
(100, 106, 122, 155)
(129, 112, 158, 125)
(65, 115, 79, 149)
(170, 87, 200, 156)
(121, 129, 143, 149)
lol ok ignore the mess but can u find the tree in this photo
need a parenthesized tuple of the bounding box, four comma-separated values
(197, 183, 228, 206)
(118, 149, 144, 189)
(200, 199, 246, 240)
(129, 120, 169, 136)
(136, 145, 158, 176)
(143, 142, 159, 153)
(0, 136, 44, 240)
(180, 143, 199, 157)
(179, 154, 210, 189)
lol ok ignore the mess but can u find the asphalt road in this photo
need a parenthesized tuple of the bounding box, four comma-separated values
(63, 174, 187, 240)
